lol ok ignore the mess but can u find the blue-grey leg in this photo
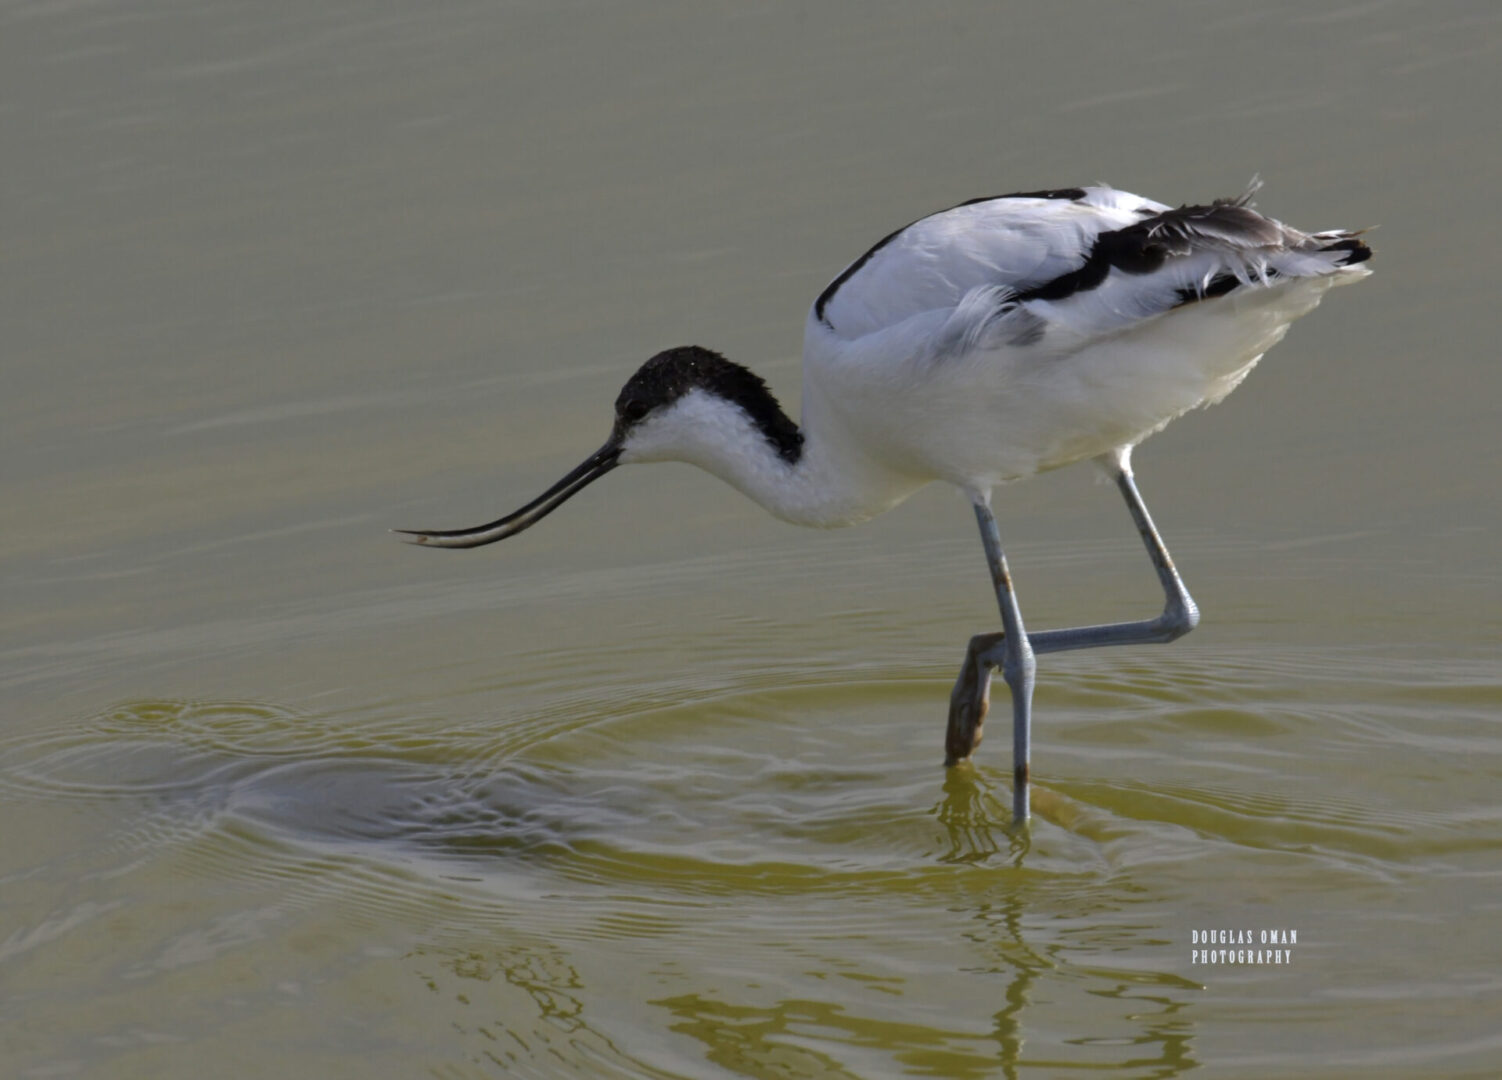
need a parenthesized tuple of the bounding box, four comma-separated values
(943, 500, 1033, 789)
(945, 448, 1200, 823)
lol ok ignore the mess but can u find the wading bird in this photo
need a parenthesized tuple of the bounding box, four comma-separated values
(400, 182, 1371, 822)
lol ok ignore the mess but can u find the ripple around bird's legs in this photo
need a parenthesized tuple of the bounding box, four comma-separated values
(4, 640, 1499, 1077)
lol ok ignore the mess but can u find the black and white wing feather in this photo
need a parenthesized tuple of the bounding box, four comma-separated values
(809, 184, 1370, 358)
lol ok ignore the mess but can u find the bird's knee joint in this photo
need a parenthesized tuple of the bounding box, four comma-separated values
(1160, 601, 1200, 641)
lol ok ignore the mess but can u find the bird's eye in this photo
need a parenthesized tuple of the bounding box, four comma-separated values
(622, 399, 650, 422)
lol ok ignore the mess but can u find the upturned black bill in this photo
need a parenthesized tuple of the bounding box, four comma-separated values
(396, 441, 621, 549)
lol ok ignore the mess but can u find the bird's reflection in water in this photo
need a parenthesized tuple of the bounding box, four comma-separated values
(933, 765, 1028, 865)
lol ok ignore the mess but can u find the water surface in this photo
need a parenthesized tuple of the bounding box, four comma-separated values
(4, 2, 1501, 1077)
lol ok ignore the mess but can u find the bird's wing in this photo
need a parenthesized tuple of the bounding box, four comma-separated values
(809, 184, 1370, 358)
(810, 187, 1167, 342)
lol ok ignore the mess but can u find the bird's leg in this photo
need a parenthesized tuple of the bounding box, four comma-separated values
(1026, 449, 1199, 656)
(945, 500, 1036, 823)
(946, 631, 1004, 764)
(943, 450, 1198, 824)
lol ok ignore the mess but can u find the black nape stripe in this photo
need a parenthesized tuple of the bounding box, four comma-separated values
(617, 346, 804, 465)
(815, 188, 1089, 327)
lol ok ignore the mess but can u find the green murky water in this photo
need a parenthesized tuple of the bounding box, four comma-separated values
(4, 2, 1500, 1076)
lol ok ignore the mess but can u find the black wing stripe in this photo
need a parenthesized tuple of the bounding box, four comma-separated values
(1012, 198, 1284, 306)
(813, 222, 910, 326)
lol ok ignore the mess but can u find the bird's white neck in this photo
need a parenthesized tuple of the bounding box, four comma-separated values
(618, 388, 921, 527)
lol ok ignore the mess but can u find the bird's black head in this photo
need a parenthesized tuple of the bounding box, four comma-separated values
(395, 345, 801, 550)
(613, 345, 803, 463)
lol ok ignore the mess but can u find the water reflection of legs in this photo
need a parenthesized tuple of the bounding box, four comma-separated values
(933, 766, 1029, 864)
(965, 892, 1204, 1079)
(653, 866, 1203, 1078)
